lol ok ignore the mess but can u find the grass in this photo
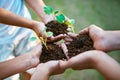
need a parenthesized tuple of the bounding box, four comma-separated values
(29, 0, 120, 80)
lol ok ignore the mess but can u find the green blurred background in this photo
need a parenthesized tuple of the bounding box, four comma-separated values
(29, 0, 120, 80)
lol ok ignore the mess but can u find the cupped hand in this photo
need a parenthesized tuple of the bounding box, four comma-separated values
(59, 50, 104, 70)
(66, 25, 109, 52)
(26, 43, 42, 68)
(31, 60, 66, 80)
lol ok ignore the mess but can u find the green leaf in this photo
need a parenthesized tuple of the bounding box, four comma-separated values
(30, 37, 37, 41)
(46, 31, 53, 37)
(65, 21, 72, 26)
(65, 19, 75, 26)
(54, 10, 59, 15)
(44, 6, 53, 15)
(55, 14, 65, 23)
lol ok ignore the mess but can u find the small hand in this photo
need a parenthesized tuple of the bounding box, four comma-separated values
(25, 43, 42, 68)
(31, 60, 66, 80)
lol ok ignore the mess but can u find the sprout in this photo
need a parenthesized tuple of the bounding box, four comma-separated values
(46, 31, 53, 37)
(54, 10, 59, 15)
(55, 14, 65, 23)
(43, 6, 76, 33)
(44, 6, 53, 15)
(65, 19, 75, 26)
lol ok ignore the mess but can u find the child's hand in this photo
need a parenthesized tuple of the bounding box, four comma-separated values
(23, 43, 42, 68)
(31, 61, 66, 80)
(33, 21, 66, 42)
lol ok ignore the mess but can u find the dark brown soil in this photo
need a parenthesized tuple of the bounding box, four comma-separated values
(45, 20, 68, 36)
(40, 43, 67, 63)
(66, 34, 95, 58)
(40, 20, 95, 63)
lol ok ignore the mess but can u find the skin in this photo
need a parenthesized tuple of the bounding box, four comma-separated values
(0, 8, 46, 37)
(60, 50, 120, 80)
(65, 25, 120, 52)
(78, 25, 120, 51)
(25, 0, 54, 24)
(0, 0, 65, 79)
(0, 44, 42, 79)
(0, 8, 66, 42)
(30, 61, 65, 80)
(30, 50, 120, 80)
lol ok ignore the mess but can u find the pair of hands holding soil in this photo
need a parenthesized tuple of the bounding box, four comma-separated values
(30, 25, 120, 80)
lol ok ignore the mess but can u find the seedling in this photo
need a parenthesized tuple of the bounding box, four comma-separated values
(30, 26, 53, 49)
(44, 6, 75, 33)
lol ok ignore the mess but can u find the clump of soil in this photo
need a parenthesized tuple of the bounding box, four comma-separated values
(45, 20, 68, 36)
(40, 20, 95, 63)
(66, 34, 95, 58)
(40, 43, 67, 63)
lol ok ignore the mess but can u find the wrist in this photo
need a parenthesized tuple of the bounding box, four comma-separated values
(32, 21, 46, 37)
(31, 21, 39, 30)
(104, 31, 120, 51)
(86, 50, 104, 69)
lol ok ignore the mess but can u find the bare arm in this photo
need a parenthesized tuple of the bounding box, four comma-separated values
(0, 8, 46, 37)
(78, 25, 120, 51)
(25, 0, 54, 24)
(60, 50, 120, 80)
(0, 44, 42, 79)
(0, 8, 37, 29)
(93, 51, 120, 80)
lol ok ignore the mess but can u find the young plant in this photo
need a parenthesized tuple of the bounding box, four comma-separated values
(30, 26, 53, 49)
(44, 6, 75, 33)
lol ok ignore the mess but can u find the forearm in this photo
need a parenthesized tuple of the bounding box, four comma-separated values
(25, 0, 53, 23)
(0, 54, 33, 79)
(104, 31, 120, 51)
(0, 8, 37, 30)
(93, 52, 120, 80)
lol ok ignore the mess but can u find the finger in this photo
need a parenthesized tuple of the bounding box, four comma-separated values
(61, 43, 69, 59)
(67, 32, 78, 38)
(89, 25, 103, 32)
(47, 34, 66, 42)
(78, 27, 89, 35)
(88, 25, 103, 36)
(64, 36, 73, 42)
(65, 42, 71, 45)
